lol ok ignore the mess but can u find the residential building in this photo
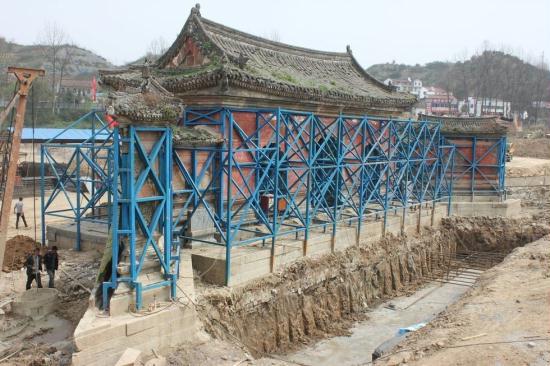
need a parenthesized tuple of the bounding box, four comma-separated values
(467, 97, 511, 118)
(384, 78, 424, 98)
(59, 78, 93, 99)
(424, 86, 459, 115)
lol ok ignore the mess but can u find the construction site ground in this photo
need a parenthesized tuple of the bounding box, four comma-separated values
(1, 192, 79, 252)
(1, 154, 550, 365)
(509, 137, 550, 160)
(506, 156, 550, 178)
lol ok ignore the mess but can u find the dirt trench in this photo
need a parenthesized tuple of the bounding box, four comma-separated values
(196, 217, 550, 357)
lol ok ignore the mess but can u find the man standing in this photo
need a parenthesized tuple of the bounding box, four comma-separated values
(14, 197, 28, 229)
(25, 247, 43, 290)
(44, 246, 59, 288)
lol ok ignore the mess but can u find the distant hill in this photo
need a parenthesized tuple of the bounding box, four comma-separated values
(367, 51, 550, 112)
(0, 37, 115, 76)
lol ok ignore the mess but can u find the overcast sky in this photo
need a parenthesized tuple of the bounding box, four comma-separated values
(1, 0, 549, 67)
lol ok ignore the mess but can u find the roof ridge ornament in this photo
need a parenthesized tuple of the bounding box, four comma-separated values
(346, 45, 352, 54)
(191, 3, 201, 17)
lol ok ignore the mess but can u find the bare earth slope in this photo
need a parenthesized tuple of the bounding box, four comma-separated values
(376, 235, 550, 366)
(506, 157, 550, 178)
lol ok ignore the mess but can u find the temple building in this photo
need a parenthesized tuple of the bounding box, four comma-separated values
(100, 4, 416, 118)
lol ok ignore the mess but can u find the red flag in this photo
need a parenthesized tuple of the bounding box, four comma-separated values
(91, 76, 97, 102)
(105, 114, 119, 128)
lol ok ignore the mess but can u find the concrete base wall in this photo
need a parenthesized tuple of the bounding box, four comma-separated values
(192, 204, 448, 287)
(47, 221, 108, 251)
(71, 253, 199, 366)
(450, 199, 521, 217)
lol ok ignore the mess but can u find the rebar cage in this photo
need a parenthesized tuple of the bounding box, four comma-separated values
(174, 107, 455, 284)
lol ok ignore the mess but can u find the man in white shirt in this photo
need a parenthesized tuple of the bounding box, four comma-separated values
(13, 197, 28, 229)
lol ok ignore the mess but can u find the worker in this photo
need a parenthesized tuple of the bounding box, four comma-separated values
(25, 247, 43, 290)
(43, 246, 59, 288)
(14, 197, 28, 229)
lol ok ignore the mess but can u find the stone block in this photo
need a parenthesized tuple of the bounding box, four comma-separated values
(12, 288, 58, 320)
(115, 348, 142, 366)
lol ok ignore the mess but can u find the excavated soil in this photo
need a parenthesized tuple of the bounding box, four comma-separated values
(375, 234, 550, 366)
(197, 230, 455, 357)
(441, 216, 550, 252)
(195, 216, 550, 359)
(54, 251, 101, 325)
(2, 235, 40, 272)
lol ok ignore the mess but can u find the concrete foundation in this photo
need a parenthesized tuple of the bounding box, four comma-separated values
(192, 204, 448, 287)
(11, 288, 59, 320)
(450, 198, 521, 217)
(47, 221, 108, 251)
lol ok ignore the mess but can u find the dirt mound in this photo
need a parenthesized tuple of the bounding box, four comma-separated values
(2, 235, 40, 272)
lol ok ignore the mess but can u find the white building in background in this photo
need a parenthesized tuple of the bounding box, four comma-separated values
(466, 97, 511, 118)
(384, 78, 425, 99)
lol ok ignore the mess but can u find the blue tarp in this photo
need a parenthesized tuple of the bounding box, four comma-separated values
(20, 128, 109, 142)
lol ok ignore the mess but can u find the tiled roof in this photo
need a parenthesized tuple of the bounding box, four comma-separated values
(418, 114, 508, 136)
(101, 5, 416, 112)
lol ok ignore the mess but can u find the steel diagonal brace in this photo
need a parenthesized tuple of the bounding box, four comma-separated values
(134, 133, 166, 194)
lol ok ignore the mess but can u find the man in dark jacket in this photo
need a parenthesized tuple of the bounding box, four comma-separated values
(25, 247, 43, 290)
(43, 246, 59, 288)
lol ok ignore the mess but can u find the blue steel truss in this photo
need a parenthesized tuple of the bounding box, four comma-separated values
(41, 110, 114, 250)
(102, 126, 177, 310)
(174, 107, 455, 285)
(42, 114, 178, 310)
(41, 108, 455, 304)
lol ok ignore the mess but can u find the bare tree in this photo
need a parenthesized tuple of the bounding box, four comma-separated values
(0, 37, 14, 87)
(37, 23, 75, 111)
(146, 37, 168, 58)
(58, 44, 76, 94)
(38, 23, 67, 92)
(263, 30, 281, 42)
(532, 52, 548, 124)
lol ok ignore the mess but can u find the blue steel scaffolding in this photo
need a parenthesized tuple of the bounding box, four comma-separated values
(102, 126, 177, 310)
(41, 114, 178, 310)
(41, 110, 114, 250)
(41, 107, 455, 306)
(174, 107, 455, 285)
